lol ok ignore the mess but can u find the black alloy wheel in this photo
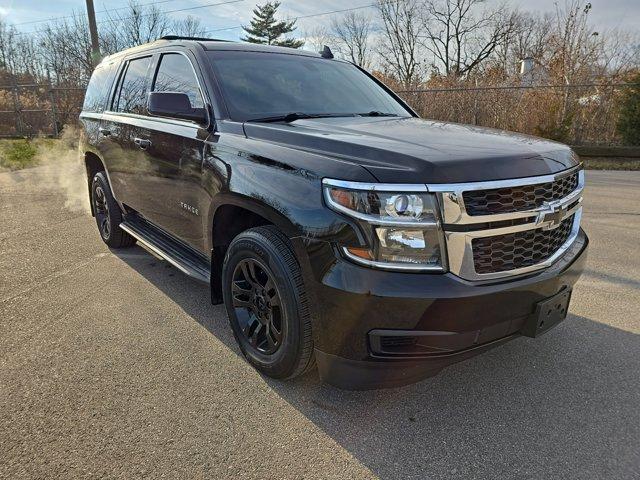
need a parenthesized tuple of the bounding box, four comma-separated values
(93, 184, 111, 240)
(90, 171, 136, 249)
(231, 258, 284, 355)
(222, 226, 315, 379)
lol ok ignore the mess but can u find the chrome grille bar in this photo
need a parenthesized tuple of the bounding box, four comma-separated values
(427, 167, 584, 281)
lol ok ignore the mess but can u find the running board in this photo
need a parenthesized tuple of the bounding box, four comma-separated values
(120, 218, 210, 283)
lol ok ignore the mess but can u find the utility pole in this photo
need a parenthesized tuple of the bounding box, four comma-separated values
(85, 0, 101, 66)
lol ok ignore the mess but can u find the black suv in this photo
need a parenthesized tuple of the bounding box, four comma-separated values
(79, 37, 588, 389)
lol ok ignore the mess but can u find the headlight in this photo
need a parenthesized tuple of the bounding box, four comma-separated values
(323, 179, 446, 271)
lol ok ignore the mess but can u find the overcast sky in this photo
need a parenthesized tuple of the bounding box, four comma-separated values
(0, 0, 638, 41)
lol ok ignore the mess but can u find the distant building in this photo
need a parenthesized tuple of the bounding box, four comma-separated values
(520, 57, 548, 85)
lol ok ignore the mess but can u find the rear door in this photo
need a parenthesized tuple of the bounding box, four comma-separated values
(142, 51, 210, 252)
(98, 55, 154, 212)
(79, 60, 118, 144)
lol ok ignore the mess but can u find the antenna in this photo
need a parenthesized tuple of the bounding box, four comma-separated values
(320, 46, 334, 59)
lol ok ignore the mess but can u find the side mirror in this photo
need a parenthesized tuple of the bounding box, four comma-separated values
(148, 92, 208, 125)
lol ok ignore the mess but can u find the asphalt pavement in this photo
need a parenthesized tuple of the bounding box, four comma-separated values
(1, 165, 638, 479)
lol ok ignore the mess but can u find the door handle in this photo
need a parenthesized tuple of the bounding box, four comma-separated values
(134, 137, 152, 149)
(98, 127, 111, 137)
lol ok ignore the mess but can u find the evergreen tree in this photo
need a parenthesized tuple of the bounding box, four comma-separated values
(241, 2, 304, 48)
(616, 73, 640, 145)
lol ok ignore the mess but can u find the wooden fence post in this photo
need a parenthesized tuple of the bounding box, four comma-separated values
(10, 77, 24, 137)
(46, 71, 59, 137)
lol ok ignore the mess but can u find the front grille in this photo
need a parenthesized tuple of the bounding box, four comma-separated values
(472, 215, 575, 274)
(463, 171, 579, 216)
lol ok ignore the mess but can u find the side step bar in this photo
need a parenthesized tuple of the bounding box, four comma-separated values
(120, 218, 210, 283)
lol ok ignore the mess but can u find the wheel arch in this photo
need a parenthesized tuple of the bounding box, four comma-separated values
(208, 193, 303, 304)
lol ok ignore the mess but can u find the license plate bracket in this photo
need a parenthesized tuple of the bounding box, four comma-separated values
(522, 288, 572, 338)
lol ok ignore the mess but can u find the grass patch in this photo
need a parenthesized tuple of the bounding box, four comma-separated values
(583, 157, 640, 171)
(0, 139, 39, 170)
(0, 137, 60, 171)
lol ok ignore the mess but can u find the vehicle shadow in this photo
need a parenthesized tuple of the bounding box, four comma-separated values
(114, 247, 639, 480)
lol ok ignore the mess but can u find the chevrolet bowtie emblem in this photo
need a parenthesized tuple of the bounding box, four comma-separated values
(535, 201, 567, 230)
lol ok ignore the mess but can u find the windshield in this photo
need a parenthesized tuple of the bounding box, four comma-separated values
(207, 51, 411, 122)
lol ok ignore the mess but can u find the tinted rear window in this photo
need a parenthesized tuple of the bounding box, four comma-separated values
(114, 56, 152, 114)
(83, 62, 117, 113)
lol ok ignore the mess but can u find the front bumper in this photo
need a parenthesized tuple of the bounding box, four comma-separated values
(299, 229, 588, 390)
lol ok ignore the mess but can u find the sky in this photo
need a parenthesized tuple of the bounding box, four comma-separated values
(0, 0, 638, 42)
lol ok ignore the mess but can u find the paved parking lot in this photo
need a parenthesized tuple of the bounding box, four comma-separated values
(1, 166, 638, 479)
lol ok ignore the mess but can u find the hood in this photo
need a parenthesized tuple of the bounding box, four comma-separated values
(242, 117, 579, 184)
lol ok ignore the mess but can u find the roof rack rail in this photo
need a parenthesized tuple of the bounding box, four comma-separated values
(159, 35, 230, 42)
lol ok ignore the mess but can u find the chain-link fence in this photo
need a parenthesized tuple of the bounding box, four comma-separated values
(0, 82, 84, 137)
(397, 83, 637, 146)
(0, 81, 636, 146)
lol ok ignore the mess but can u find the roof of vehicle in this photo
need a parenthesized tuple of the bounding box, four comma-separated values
(99, 36, 329, 65)
(200, 41, 324, 57)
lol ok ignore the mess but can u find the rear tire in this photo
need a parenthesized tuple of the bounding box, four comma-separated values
(91, 171, 136, 249)
(222, 226, 315, 379)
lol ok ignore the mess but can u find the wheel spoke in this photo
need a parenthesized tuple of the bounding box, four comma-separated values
(263, 278, 280, 306)
(233, 298, 252, 309)
(232, 257, 285, 355)
(232, 281, 252, 296)
(268, 321, 282, 342)
(266, 291, 280, 307)
(241, 314, 257, 336)
(265, 326, 277, 349)
(269, 315, 282, 336)
(240, 261, 259, 288)
(94, 200, 105, 213)
(249, 322, 262, 348)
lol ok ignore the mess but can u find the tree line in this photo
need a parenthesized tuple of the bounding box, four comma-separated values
(0, 0, 638, 144)
(2, 0, 637, 87)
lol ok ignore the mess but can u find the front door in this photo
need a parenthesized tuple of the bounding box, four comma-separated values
(142, 51, 210, 253)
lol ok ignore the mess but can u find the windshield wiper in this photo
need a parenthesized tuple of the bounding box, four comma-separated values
(357, 111, 400, 117)
(247, 112, 352, 123)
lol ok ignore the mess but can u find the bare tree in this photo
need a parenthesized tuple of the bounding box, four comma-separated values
(376, 0, 425, 87)
(171, 16, 207, 38)
(331, 12, 372, 68)
(599, 29, 640, 76)
(302, 26, 334, 54)
(0, 20, 17, 72)
(549, 1, 601, 84)
(0, 20, 42, 79)
(13, 34, 45, 79)
(103, 0, 171, 51)
(494, 11, 553, 75)
(38, 14, 95, 84)
(421, 0, 515, 76)
(512, 13, 554, 66)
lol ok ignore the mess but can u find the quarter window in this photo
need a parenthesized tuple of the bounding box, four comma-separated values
(83, 61, 116, 113)
(114, 56, 152, 114)
(153, 53, 204, 109)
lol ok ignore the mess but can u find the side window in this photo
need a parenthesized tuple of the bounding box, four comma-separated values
(114, 56, 152, 114)
(83, 62, 116, 113)
(152, 53, 204, 109)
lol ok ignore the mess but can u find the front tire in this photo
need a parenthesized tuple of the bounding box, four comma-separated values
(222, 226, 314, 379)
(91, 171, 135, 248)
